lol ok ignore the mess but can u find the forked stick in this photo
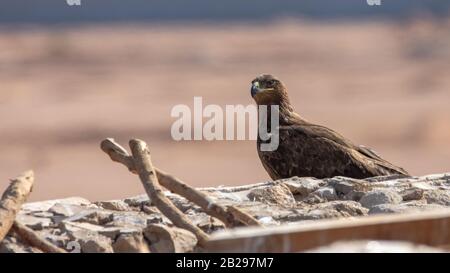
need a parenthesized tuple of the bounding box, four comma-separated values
(101, 138, 259, 227)
(0, 170, 34, 242)
(128, 139, 209, 246)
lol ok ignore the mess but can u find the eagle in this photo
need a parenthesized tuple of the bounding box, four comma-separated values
(250, 74, 409, 180)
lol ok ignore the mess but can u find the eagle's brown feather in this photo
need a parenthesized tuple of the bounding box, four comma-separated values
(251, 74, 409, 180)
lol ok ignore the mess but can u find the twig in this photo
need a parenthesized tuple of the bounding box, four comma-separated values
(128, 139, 210, 246)
(0, 170, 34, 242)
(101, 138, 249, 227)
(12, 220, 66, 253)
(226, 206, 262, 227)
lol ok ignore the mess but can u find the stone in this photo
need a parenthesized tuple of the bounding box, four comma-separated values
(106, 212, 147, 228)
(282, 177, 321, 196)
(424, 190, 450, 206)
(143, 224, 197, 253)
(113, 233, 150, 253)
(60, 210, 111, 225)
(142, 205, 160, 215)
(16, 213, 53, 230)
(99, 226, 142, 240)
(312, 187, 337, 201)
(40, 231, 71, 250)
(359, 189, 403, 209)
(334, 181, 355, 196)
(6, 172, 450, 253)
(247, 184, 296, 207)
(73, 232, 114, 253)
(345, 191, 366, 201)
(21, 197, 91, 212)
(400, 188, 424, 201)
(61, 222, 114, 253)
(61, 221, 105, 234)
(368, 202, 446, 215)
(60, 220, 140, 241)
(95, 200, 132, 211)
(304, 201, 368, 220)
(0, 236, 42, 253)
(49, 203, 86, 217)
(124, 194, 151, 207)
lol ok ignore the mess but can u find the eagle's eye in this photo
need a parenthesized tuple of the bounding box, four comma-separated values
(267, 80, 275, 87)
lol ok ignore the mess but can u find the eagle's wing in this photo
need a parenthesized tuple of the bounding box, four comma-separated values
(260, 125, 378, 179)
(294, 123, 409, 176)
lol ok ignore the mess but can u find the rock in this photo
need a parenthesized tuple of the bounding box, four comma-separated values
(359, 189, 403, 209)
(279, 201, 368, 222)
(40, 231, 71, 249)
(369, 201, 446, 215)
(334, 181, 355, 196)
(60, 220, 141, 240)
(106, 212, 148, 228)
(21, 197, 91, 212)
(99, 227, 142, 240)
(73, 232, 114, 253)
(142, 205, 160, 215)
(304, 201, 368, 220)
(0, 236, 42, 253)
(49, 203, 86, 217)
(31, 211, 54, 218)
(166, 193, 196, 213)
(61, 221, 105, 234)
(113, 233, 150, 253)
(61, 210, 112, 225)
(400, 188, 424, 201)
(16, 213, 53, 230)
(143, 224, 197, 253)
(188, 212, 225, 233)
(312, 187, 337, 201)
(345, 191, 366, 202)
(146, 214, 165, 225)
(282, 177, 321, 196)
(95, 200, 132, 211)
(247, 184, 296, 207)
(424, 190, 450, 206)
(6, 172, 450, 253)
(61, 222, 113, 253)
(124, 194, 151, 207)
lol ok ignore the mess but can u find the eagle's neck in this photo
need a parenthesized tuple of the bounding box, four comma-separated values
(257, 93, 305, 127)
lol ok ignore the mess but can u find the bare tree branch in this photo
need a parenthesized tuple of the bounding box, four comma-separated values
(128, 139, 210, 246)
(0, 170, 34, 242)
(101, 138, 255, 227)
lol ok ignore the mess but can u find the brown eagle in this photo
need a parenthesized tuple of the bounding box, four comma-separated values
(251, 74, 409, 180)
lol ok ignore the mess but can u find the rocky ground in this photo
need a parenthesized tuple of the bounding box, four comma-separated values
(2, 172, 450, 253)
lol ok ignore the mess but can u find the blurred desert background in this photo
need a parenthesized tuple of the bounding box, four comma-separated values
(1, 1, 449, 201)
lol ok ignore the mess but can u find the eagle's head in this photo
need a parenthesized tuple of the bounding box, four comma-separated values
(250, 74, 290, 107)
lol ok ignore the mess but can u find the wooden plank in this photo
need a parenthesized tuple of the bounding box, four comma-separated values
(205, 209, 450, 252)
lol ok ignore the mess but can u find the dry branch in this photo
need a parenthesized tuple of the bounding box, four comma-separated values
(0, 170, 34, 242)
(128, 139, 210, 246)
(227, 206, 261, 227)
(101, 138, 254, 228)
(12, 220, 66, 253)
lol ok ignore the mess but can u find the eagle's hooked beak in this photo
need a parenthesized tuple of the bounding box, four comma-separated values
(251, 81, 260, 97)
(251, 81, 274, 98)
